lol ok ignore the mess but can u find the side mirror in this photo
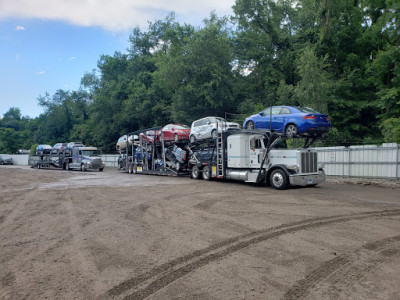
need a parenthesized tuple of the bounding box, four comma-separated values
(259, 111, 264, 116)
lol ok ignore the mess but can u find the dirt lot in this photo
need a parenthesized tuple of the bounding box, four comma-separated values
(1, 166, 399, 300)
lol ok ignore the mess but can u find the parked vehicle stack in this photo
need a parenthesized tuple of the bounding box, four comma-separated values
(118, 109, 329, 190)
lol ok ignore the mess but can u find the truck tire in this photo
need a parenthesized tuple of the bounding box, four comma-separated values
(66, 162, 70, 170)
(81, 164, 86, 172)
(202, 166, 211, 181)
(270, 169, 288, 190)
(191, 166, 200, 179)
(99, 168, 104, 172)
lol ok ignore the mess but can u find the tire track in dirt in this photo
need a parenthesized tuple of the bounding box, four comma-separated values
(0, 188, 39, 231)
(283, 235, 400, 300)
(63, 193, 106, 298)
(107, 209, 400, 300)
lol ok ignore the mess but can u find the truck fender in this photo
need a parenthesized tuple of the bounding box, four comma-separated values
(266, 165, 291, 179)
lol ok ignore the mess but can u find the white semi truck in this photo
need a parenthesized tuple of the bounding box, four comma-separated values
(188, 129, 326, 190)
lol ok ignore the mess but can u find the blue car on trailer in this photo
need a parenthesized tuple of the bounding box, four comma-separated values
(243, 106, 331, 137)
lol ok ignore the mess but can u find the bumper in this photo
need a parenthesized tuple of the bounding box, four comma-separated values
(289, 170, 326, 186)
(86, 163, 105, 170)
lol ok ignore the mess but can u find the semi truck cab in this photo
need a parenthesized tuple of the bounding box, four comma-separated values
(216, 132, 326, 189)
(66, 147, 105, 171)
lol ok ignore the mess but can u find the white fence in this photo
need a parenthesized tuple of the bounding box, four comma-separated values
(100, 154, 120, 168)
(313, 143, 400, 179)
(0, 154, 29, 165)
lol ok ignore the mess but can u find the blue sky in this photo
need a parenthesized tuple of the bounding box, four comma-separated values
(0, 0, 235, 118)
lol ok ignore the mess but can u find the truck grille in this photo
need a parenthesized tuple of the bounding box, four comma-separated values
(300, 152, 318, 173)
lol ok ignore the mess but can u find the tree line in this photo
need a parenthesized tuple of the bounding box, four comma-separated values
(1, 0, 399, 154)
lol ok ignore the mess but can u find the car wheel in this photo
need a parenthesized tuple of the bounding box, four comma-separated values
(174, 134, 179, 143)
(211, 129, 217, 139)
(270, 169, 288, 190)
(99, 168, 104, 172)
(246, 121, 255, 130)
(190, 135, 196, 144)
(202, 166, 211, 181)
(285, 124, 298, 137)
(191, 166, 200, 179)
(81, 164, 86, 172)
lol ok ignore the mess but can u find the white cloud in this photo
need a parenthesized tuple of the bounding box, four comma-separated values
(0, 0, 235, 32)
(37, 70, 46, 75)
(15, 25, 25, 30)
(69, 56, 76, 61)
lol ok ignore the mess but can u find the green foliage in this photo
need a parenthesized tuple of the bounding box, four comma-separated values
(2, 2, 400, 152)
(380, 118, 400, 143)
(30, 144, 38, 155)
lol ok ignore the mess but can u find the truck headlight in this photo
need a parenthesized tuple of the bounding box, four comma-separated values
(318, 163, 325, 170)
(287, 165, 299, 172)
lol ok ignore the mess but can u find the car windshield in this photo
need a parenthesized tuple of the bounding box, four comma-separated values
(295, 107, 321, 114)
(81, 150, 100, 156)
(215, 117, 227, 122)
(175, 125, 189, 129)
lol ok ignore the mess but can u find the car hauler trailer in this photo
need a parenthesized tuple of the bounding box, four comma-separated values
(187, 124, 326, 190)
(31, 146, 104, 171)
(121, 127, 191, 176)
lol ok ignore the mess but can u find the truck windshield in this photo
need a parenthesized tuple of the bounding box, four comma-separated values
(81, 150, 100, 156)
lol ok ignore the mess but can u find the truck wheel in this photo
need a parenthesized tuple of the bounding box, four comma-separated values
(191, 166, 200, 179)
(66, 162, 70, 170)
(202, 166, 211, 181)
(81, 164, 86, 172)
(132, 164, 137, 174)
(99, 168, 104, 172)
(270, 169, 288, 190)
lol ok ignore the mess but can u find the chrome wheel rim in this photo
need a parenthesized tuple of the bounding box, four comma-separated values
(272, 172, 284, 187)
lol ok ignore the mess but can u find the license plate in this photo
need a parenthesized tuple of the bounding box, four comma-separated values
(137, 166, 142, 173)
(307, 178, 313, 184)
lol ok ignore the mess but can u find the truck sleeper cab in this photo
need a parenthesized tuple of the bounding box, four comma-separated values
(190, 132, 326, 190)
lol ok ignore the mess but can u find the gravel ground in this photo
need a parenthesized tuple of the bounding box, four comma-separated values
(1, 166, 399, 300)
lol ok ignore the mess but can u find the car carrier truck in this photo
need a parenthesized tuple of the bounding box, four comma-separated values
(121, 124, 325, 190)
(31, 146, 105, 171)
